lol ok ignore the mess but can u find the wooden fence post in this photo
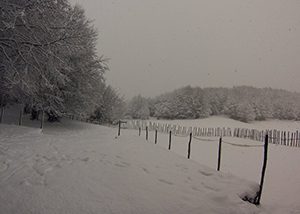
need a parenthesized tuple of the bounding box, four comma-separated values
(168, 131, 172, 150)
(296, 130, 299, 147)
(155, 130, 158, 144)
(217, 137, 222, 171)
(254, 134, 269, 205)
(187, 133, 192, 159)
(146, 126, 148, 141)
(139, 127, 141, 136)
(118, 120, 121, 136)
(118, 120, 127, 136)
(18, 104, 23, 126)
(40, 110, 44, 129)
(0, 106, 4, 123)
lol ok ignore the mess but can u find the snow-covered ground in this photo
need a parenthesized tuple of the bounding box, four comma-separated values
(132, 116, 300, 213)
(1, 114, 300, 213)
(1, 119, 265, 214)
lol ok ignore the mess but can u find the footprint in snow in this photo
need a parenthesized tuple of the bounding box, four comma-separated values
(114, 163, 126, 168)
(114, 161, 130, 168)
(158, 179, 173, 185)
(80, 157, 90, 162)
(185, 176, 192, 183)
(198, 169, 214, 176)
(191, 186, 202, 192)
(142, 167, 149, 174)
(202, 183, 220, 192)
(44, 167, 53, 173)
(0, 161, 8, 172)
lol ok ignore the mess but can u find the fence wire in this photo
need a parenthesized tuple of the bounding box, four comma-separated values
(173, 133, 190, 138)
(222, 140, 264, 148)
(192, 136, 218, 142)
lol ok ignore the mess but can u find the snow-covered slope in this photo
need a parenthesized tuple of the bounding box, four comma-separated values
(0, 121, 264, 214)
(133, 116, 300, 213)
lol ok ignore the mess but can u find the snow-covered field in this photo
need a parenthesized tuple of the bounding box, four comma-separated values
(0, 115, 299, 213)
(1, 120, 264, 214)
(127, 116, 300, 213)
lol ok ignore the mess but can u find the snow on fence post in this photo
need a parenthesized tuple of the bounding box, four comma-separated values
(168, 131, 172, 150)
(254, 134, 269, 205)
(155, 130, 158, 144)
(187, 132, 192, 159)
(146, 126, 148, 141)
(217, 137, 222, 171)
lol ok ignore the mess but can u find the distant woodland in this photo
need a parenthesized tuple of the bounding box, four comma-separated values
(126, 86, 300, 122)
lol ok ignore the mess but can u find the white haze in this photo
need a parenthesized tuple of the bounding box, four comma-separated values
(70, 0, 300, 98)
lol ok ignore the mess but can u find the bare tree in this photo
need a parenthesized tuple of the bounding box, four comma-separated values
(0, 0, 109, 120)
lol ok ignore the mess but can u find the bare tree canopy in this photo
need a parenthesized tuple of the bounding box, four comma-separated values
(0, 0, 122, 121)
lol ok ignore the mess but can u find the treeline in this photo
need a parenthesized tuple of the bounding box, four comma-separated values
(0, 0, 124, 123)
(126, 86, 300, 122)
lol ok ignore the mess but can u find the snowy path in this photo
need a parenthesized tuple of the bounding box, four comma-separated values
(0, 122, 265, 214)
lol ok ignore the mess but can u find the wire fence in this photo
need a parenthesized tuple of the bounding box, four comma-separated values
(122, 120, 269, 205)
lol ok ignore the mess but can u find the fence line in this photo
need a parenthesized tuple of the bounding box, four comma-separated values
(63, 115, 299, 148)
(132, 126, 269, 205)
(125, 120, 300, 148)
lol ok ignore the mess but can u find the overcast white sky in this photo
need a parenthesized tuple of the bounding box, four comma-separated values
(70, 0, 300, 98)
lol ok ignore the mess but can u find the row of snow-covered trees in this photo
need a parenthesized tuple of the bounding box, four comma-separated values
(0, 0, 124, 123)
(126, 86, 300, 122)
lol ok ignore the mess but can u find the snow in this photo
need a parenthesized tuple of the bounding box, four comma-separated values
(0, 120, 266, 214)
(132, 116, 300, 214)
(1, 115, 300, 213)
